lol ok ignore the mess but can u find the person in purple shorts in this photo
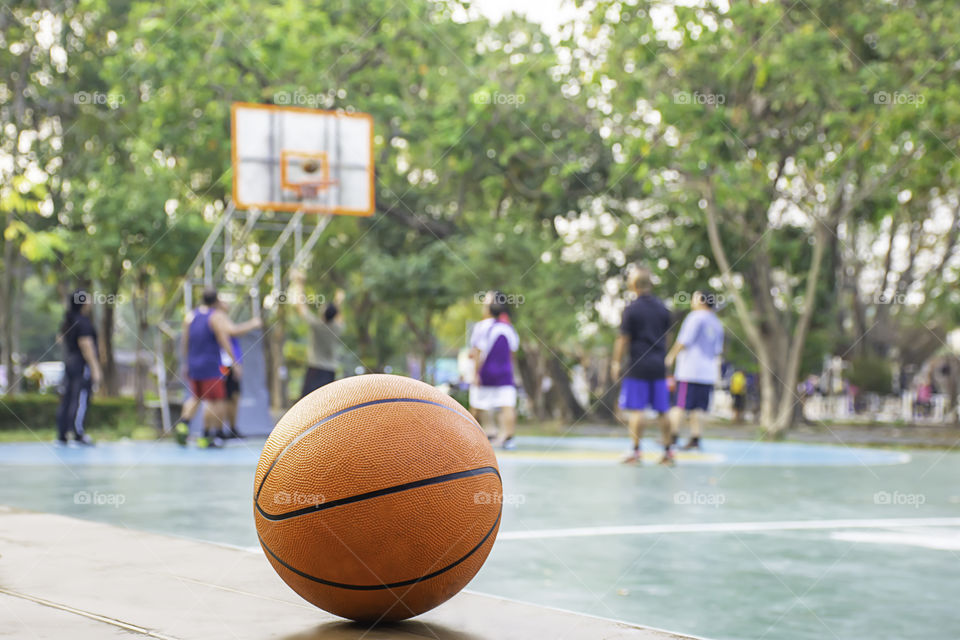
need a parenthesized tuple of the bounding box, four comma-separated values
(469, 291, 520, 450)
(611, 267, 675, 465)
(666, 290, 724, 450)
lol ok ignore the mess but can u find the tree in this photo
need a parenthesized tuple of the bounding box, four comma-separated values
(590, 0, 960, 432)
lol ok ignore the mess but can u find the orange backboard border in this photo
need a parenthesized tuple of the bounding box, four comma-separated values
(230, 102, 375, 216)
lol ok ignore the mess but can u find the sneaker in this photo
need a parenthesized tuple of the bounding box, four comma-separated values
(621, 451, 641, 464)
(658, 450, 676, 466)
(197, 436, 224, 449)
(500, 437, 517, 451)
(75, 434, 95, 447)
(54, 438, 68, 447)
(174, 422, 189, 446)
(681, 439, 700, 451)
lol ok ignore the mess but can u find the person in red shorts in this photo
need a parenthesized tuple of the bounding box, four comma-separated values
(173, 288, 258, 448)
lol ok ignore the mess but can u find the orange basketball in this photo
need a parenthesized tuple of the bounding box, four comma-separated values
(253, 374, 501, 622)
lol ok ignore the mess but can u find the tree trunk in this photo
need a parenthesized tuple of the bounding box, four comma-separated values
(1, 233, 20, 393)
(98, 297, 118, 396)
(704, 202, 815, 433)
(265, 304, 288, 411)
(768, 227, 828, 431)
(353, 293, 373, 371)
(406, 310, 433, 383)
(547, 352, 586, 422)
(515, 348, 543, 418)
(133, 270, 149, 420)
(3, 54, 28, 394)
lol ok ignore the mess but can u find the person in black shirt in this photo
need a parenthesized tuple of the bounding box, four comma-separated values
(55, 290, 101, 446)
(611, 267, 675, 465)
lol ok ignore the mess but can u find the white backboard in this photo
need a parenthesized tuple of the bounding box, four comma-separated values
(231, 102, 374, 216)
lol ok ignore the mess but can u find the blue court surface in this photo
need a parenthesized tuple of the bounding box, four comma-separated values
(0, 436, 957, 640)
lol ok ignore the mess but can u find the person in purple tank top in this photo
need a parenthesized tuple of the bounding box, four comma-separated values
(174, 288, 260, 448)
(468, 291, 520, 450)
(200, 297, 261, 440)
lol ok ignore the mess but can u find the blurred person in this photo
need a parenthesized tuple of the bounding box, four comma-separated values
(203, 298, 262, 439)
(611, 267, 674, 465)
(291, 270, 345, 398)
(55, 290, 101, 446)
(666, 290, 724, 450)
(173, 288, 246, 448)
(730, 369, 747, 423)
(916, 378, 933, 418)
(469, 291, 520, 450)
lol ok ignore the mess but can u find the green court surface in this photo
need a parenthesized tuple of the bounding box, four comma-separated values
(0, 436, 957, 640)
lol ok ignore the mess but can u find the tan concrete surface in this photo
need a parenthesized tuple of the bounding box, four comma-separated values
(0, 506, 694, 639)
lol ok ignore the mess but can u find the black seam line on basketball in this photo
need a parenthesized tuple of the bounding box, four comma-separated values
(257, 466, 501, 521)
(257, 509, 502, 591)
(255, 397, 479, 502)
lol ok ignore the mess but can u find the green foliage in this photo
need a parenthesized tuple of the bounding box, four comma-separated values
(847, 356, 893, 394)
(0, 394, 139, 432)
(3, 0, 959, 423)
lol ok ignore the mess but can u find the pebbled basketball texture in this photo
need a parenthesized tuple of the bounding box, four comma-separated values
(254, 374, 502, 622)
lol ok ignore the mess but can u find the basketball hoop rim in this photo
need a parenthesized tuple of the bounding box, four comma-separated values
(293, 180, 339, 198)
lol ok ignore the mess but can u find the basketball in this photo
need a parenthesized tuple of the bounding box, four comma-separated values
(253, 374, 502, 622)
(301, 159, 319, 173)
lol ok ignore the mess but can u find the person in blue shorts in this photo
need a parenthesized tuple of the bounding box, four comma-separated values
(666, 290, 724, 450)
(611, 267, 675, 465)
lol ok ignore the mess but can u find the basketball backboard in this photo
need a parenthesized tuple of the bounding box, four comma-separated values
(231, 102, 374, 216)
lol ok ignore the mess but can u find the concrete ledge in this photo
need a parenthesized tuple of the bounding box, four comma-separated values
(0, 506, 693, 639)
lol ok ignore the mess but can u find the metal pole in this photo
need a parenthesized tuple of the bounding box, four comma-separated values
(249, 210, 304, 288)
(272, 253, 282, 300)
(250, 287, 261, 321)
(161, 201, 236, 320)
(214, 208, 262, 282)
(295, 218, 302, 258)
(203, 245, 213, 288)
(155, 328, 171, 433)
(224, 221, 232, 269)
(289, 214, 333, 272)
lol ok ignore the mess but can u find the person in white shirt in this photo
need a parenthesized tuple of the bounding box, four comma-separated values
(666, 290, 724, 450)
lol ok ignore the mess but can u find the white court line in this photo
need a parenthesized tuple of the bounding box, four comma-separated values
(831, 529, 960, 550)
(497, 517, 960, 540)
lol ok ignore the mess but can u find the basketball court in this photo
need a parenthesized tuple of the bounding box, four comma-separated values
(1, 436, 956, 640)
